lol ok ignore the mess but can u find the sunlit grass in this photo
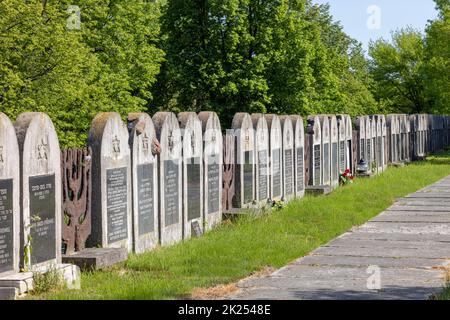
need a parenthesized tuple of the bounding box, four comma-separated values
(33, 152, 450, 300)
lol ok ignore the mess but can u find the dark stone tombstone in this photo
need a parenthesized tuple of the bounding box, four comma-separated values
(198, 112, 222, 231)
(251, 114, 270, 207)
(87, 113, 132, 252)
(329, 115, 339, 188)
(231, 113, 255, 209)
(266, 115, 283, 202)
(128, 113, 159, 253)
(291, 115, 305, 198)
(153, 112, 183, 246)
(355, 116, 366, 164)
(0, 113, 20, 277)
(306, 116, 322, 186)
(319, 116, 331, 185)
(178, 112, 203, 240)
(14, 113, 62, 271)
(344, 115, 353, 174)
(280, 116, 295, 201)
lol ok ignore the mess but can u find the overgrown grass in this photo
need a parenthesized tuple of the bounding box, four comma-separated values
(34, 152, 450, 300)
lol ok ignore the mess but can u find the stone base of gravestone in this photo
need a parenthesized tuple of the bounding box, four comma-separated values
(62, 247, 128, 271)
(0, 264, 80, 299)
(305, 185, 332, 196)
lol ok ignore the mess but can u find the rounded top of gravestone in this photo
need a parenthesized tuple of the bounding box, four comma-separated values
(280, 116, 294, 149)
(318, 115, 330, 140)
(0, 113, 20, 178)
(15, 112, 61, 176)
(198, 111, 221, 133)
(337, 115, 345, 140)
(153, 112, 181, 160)
(231, 113, 252, 130)
(264, 114, 281, 131)
(127, 112, 157, 159)
(354, 116, 366, 132)
(178, 112, 202, 159)
(370, 116, 377, 136)
(291, 115, 304, 143)
(365, 116, 372, 137)
(251, 114, 269, 148)
(329, 116, 338, 142)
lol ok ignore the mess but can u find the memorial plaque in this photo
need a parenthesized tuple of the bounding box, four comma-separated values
(243, 151, 253, 204)
(0, 179, 13, 274)
(332, 143, 338, 175)
(296, 147, 304, 192)
(29, 174, 56, 265)
(339, 141, 345, 172)
(284, 149, 294, 195)
(164, 159, 180, 226)
(136, 163, 154, 236)
(106, 167, 128, 243)
(207, 155, 221, 215)
(258, 150, 268, 201)
(187, 157, 201, 221)
(323, 143, 330, 182)
(367, 139, 372, 165)
(272, 148, 281, 197)
(314, 145, 321, 186)
(191, 220, 203, 237)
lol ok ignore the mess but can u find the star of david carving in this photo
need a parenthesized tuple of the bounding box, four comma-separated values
(37, 138, 49, 160)
(112, 135, 121, 155)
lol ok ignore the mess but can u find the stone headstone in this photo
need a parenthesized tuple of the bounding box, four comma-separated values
(379, 115, 387, 171)
(337, 115, 346, 174)
(127, 113, 158, 254)
(87, 113, 132, 252)
(387, 115, 398, 164)
(370, 116, 377, 173)
(0, 113, 20, 277)
(251, 114, 270, 207)
(355, 116, 366, 163)
(374, 116, 382, 173)
(14, 113, 62, 271)
(306, 116, 322, 186)
(365, 116, 374, 173)
(400, 114, 410, 162)
(198, 112, 222, 231)
(319, 116, 331, 185)
(344, 115, 353, 173)
(280, 116, 295, 201)
(291, 115, 305, 198)
(178, 112, 203, 240)
(153, 112, 183, 246)
(231, 113, 255, 209)
(266, 115, 283, 202)
(329, 115, 339, 188)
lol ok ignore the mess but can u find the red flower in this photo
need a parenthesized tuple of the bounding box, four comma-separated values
(344, 169, 350, 174)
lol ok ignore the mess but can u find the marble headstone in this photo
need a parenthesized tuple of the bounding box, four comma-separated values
(306, 116, 322, 186)
(15, 113, 62, 271)
(153, 112, 183, 246)
(0, 113, 20, 277)
(291, 115, 305, 198)
(128, 113, 158, 253)
(266, 115, 283, 202)
(88, 112, 132, 252)
(375, 116, 382, 173)
(178, 112, 203, 239)
(365, 116, 373, 173)
(337, 115, 346, 173)
(329, 115, 339, 188)
(198, 112, 222, 231)
(355, 116, 366, 163)
(319, 116, 331, 186)
(344, 115, 353, 173)
(251, 114, 270, 207)
(280, 116, 295, 201)
(387, 115, 398, 164)
(379, 115, 387, 171)
(231, 113, 255, 209)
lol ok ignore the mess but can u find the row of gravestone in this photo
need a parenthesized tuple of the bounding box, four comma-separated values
(1, 111, 449, 280)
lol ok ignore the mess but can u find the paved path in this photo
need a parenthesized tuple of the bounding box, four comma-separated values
(231, 175, 450, 300)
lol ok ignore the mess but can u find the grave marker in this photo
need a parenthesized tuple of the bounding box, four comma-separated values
(266, 115, 283, 202)
(128, 113, 158, 253)
(329, 115, 339, 187)
(153, 112, 183, 246)
(344, 115, 353, 174)
(337, 115, 346, 173)
(306, 116, 322, 186)
(0, 113, 19, 277)
(198, 112, 222, 231)
(178, 112, 203, 240)
(291, 115, 305, 198)
(280, 116, 295, 201)
(251, 114, 270, 207)
(319, 116, 331, 185)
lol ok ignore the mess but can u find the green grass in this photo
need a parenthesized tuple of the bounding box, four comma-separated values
(34, 152, 450, 300)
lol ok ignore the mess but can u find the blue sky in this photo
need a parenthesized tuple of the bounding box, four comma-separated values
(312, 0, 438, 53)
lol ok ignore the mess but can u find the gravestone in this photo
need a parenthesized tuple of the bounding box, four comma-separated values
(370, 116, 377, 173)
(400, 114, 410, 162)
(178, 112, 203, 240)
(387, 115, 399, 164)
(198, 112, 222, 231)
(306, 116, 322, 186)
(0, 113, 20, 277)
(153, 112, 183, 246)
(280, 116, 295, 201)
(251, 114, 270, 207)
(231, 113, 255, 209)
(291, 115, 305, 198)
(365, 116, 373, 173)
(329, 115, 339, 188)
(128, 113, 158, 253)
(266, 115, 283, 202)
(355, 116, 366, 164)
(375, 116, 383, 173)
(379, 115, 387, 171)
(337, 115, 346, 174)
(344, 115, 353, 174)
(87, 113, 132, 252)
(319, 116, 331, 185)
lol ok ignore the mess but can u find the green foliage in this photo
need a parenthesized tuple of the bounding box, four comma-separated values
(32, 266, 64, 295)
